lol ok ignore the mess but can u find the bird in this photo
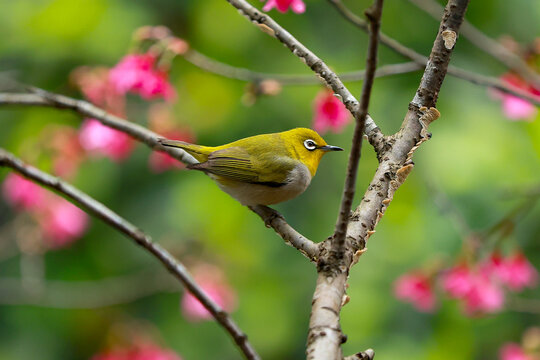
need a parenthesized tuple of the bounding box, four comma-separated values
(158, 128, 343, 206)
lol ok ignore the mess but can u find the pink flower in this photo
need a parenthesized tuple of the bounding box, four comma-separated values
(441, 264, 474, 299)
(36, 197, 89, 248)
(262, 0, 305, 13)
(71, 66, 126, 116)
(499, 343, 531, 360)
(79, 119, 134, 161)
(462, 273, 505, 315)
(486, 252, 538, 292)
(393, 272, 436, 312)
(493, 73, 539, 120)
(109, 54, 176, 101)
(181, 264, 237, 321)
(312, 89, 351, 134)
(441, 263, 505, 315)
(92, 344, 182, 360)
(2, 173, 46, 210)
(47, 126, 86, 179)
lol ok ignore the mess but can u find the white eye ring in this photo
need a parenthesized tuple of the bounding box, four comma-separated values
(304, 139, 317, 151)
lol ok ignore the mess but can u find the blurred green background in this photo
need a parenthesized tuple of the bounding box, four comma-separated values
(0, 0, 539, 359)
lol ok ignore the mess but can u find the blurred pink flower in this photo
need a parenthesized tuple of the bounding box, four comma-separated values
(262, 0, 305, 13)
(462, 273, 505, 315)
(493, 73, 539, 120)
(92, 344, 182, 360)
(441, 263, 505, 315)
(71, 66, 125, 117)
(313, 90, 351, 134)
(441, 264, 474, 299)
(109, 54, 176, 101)
(48, 127, 86, 179)
(181, 264, 237, 321)
(37, 197, 89, 248)
(393, 272, 436, 312)
(485, 252, 538, 292)
(79, 119, 134, 161)
(499, 343, 531, 360)
(2, 173, 46, 210)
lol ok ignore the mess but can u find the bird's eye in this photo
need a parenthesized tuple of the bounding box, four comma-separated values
(304, 139, 317, 151)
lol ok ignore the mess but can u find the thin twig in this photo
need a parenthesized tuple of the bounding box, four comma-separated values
(332, 0, 384, 257)
(507, 297, 540, 315)
(224, 0, 385, 150)
(249, 205, 319, 261)
(407, 0, 540, 88)
(0, 90, 308, 260)
(0, 271, 178, 309)
(0, 148, 260, 360)
(328, 0, 540, 106)
(185, 49, 421, 84)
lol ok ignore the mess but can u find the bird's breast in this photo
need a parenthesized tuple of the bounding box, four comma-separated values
(212, 163, 312, 206)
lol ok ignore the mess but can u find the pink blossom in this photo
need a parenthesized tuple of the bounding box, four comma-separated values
(109, 54, 176, 101)
(499, 343, 531, 360)
(486, 252, 538, 292)
(71, 66, 126, 116)
(462, 273, 505, 315)
(441, 264, 474, 299)
(37, 197, 89, 248)
(312, 90, 351, 134)
(2, 173, 46, 210)
(494, 73, 539, 120)
(181, 264, 237, 321)
(393, 272, 436, 312)
(262, 0, 305, 13)
(48, 127, 86, 179)
(79, 119, 134, 161)
(92, 344, 182, 360)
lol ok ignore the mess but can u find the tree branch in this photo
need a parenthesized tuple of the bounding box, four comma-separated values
(0, 271, 178, 309)
(306, 2, 384, 358)
(249, 205, 319, 261)
(0, 89, 309, 262)
(185, 49, 421, 85)
(0, 148, 260, 360)
(332, 0, 384, 259)
(328, 0, 540, 106)
(407, 0, 540, 88)
(224, 0, 385, 150)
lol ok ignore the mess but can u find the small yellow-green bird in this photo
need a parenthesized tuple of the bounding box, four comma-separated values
(158, 128, 342, 206)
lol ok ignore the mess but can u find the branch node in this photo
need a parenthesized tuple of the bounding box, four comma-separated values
(442, 29, 457, 49)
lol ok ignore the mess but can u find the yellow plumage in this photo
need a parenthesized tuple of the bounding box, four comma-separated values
(158, 128, 342, 206)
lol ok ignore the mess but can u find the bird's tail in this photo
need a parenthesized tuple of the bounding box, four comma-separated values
(158, 138, 211, 163)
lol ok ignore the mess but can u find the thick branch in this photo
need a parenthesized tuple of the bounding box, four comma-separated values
(408, 0, 540, 88)
(328, 0, 540, 106)
(0, 90, 307, 261)
(224, 0, 383, 147)
(185, 49, 421, 85)
(307, 3, 384, 358)
(347, 0, 470, 250)
(0, 149, 260, 360)
(332, 0, 384, 257)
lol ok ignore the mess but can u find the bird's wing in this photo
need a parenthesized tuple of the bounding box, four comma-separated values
(189, 147, 293, 186)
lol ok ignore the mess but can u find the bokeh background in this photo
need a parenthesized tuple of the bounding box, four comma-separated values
(0, 0, 539, 359)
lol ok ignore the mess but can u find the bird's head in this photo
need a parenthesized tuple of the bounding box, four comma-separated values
(282, 128, 343, 176)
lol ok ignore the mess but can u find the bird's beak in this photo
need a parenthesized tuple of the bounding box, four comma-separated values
(319, 145, 343, 152)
